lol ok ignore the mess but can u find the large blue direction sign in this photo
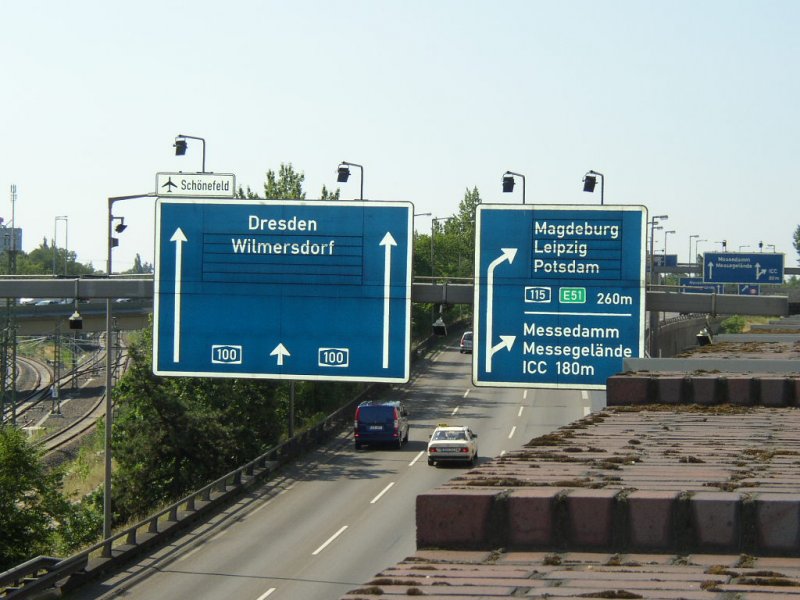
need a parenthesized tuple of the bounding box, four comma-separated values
(473, 204, 646, 389)
(154, 198, 413, 382)
(702, 252, 784, 284)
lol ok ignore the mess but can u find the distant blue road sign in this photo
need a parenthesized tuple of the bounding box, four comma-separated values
(739, 284, 760, 295)
(679, 277, 724, 294)
(651, 254, 678, 267)
(473, 204, 646, 389)
(154, 198, 413, 382)
(703, 252, 784, 284)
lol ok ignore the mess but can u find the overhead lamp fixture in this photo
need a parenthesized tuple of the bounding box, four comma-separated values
(583, 170, 604, 204)
(114, 217, 127, 233)
(174, 134, 206, 172)
(173, 138, 187, 156)
(336, 161, 364, 200)
(502, 171, 526, 203)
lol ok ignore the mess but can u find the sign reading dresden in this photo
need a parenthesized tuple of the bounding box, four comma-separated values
(702, 252, 784, 285)
(153, 198, 413, 382)
(156, 172, 236, 198)
(473, 204, 646, 389)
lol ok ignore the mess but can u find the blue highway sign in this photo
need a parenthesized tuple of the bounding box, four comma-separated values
(473, 204, 646, 389)
(651, 254, 678, 267)
(154, 198, 413, 382)
(679, 277, 724, 294)
(702, 252, 784, 284)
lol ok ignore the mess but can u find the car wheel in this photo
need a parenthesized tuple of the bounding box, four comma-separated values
(427, 458, 434, 466)
(354, 441, 362, 450)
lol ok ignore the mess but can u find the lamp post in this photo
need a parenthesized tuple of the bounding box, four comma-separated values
(174, 134, 206, 173)
(647, 215, 668, 358)
(715, 240, 727, 251)
(689, 234, 699, 264)
(502, 171, 526, 204)
(53, 216, 68, 276)
(583, 170, 605, 204)
(663, 230, 675, 259)
(767, 244, 776, 252)
(103, 192, 156, 553)
(337, 161, 364, 200)
(696, 239, 708, 256)
(739, 245, 751, 251)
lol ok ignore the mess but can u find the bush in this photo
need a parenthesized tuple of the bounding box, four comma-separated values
(720, 315, 747, 333)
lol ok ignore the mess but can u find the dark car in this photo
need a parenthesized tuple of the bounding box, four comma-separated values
(354, 400, 409, 449)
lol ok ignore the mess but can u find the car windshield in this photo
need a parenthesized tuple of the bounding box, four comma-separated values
(433, 430, 466, 441)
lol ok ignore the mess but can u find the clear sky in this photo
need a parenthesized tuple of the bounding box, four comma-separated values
(1, 0, 798, 273)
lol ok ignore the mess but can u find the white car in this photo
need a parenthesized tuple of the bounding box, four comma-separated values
(427, 424, 478, 466)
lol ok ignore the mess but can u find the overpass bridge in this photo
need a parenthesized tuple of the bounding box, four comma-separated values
(0, 273, 796, 334)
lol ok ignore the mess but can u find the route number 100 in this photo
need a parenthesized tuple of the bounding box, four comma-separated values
(318, 347, 350, 368)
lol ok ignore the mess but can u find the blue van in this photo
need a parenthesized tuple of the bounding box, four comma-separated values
(354, 400, 409, 449)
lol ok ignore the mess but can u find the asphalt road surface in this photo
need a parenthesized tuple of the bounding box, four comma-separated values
(68, 341, 605, 600)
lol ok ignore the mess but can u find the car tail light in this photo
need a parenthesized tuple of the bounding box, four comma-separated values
(393, 408, 399, 432)
(460, 447, 469, 453)
(354, 407, 360, 434)
(430, 447, 438, 453)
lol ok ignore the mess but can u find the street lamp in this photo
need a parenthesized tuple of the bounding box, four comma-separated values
(174, 134, 206, 173)
(715, 240, 727, 251)
(739, 245, 750, 251)
(767, 244, 776, 252)
(53, 215, 68, 275)
(695, 239, 709, 256)
(502, 171, 526, 204)
(583, 170, 605, 205)
(689, 234, 699, 264)
(337, 161, 364, 200)
(663, 230, 676, 258)
(103, 192, 156, 553)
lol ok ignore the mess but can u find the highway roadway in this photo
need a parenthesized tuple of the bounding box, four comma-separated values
(68, 341, 605, 600)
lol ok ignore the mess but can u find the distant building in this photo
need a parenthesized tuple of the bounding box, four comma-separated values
(0, 221, 22, 252)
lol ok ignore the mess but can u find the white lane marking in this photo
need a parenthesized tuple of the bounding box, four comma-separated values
(370, 482, 395, 504)
(581, 390, 589, 401)
(256, 588, 276, 600)
(409, 451, 425, 467)
(508, 426, 516, 439)
(312, 525, 348, 555)
(500, 450, 507, 457)
(517, 406, 524, 418)
(463, 389, 470, 398)
(523, 390, 528, 400)
(583, 406, 591, 416)
(451, 406, 460, 416)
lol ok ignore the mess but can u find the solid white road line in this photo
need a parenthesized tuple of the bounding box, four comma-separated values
(508, 426, 516, 439)
(409, 451, 425, 467)
(255, 588, 276, 600)
(370, 482, 395, 504)
(312, 525, 348, 555)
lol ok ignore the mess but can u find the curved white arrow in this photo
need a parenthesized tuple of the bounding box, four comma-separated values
(380, 232, 397, 369)
(485, 248, 517, 373)
(170, 228, 187, 362)
(270, 343, 291, 366)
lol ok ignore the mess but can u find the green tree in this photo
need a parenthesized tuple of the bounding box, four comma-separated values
(122, 253, 153, 274)
(0, 238, 97, 276)
(0, 426, 100, 569)
(793, 224, 800, 264)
